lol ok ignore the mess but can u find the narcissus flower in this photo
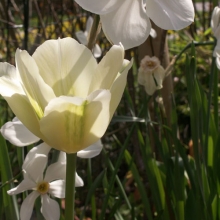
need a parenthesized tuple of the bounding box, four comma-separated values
(211, 6, 220, 38)
(75, 0, 194, 49)
(138, 56, 165, 95)
(0, 37, 132, 153)
(7, 144, 84, 220)
(76, 16, 102, 58)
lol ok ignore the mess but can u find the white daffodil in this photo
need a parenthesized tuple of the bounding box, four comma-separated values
(211, 6, 220, 39)
(1, 117, 103, 158)
(75, 0, 194, 49)
(76, 16, 102, 58)
(0, 37, 132, 153)
(7, 144, 84, 220)
(138, 56, 165, 95)
(211, 7, 220, 70)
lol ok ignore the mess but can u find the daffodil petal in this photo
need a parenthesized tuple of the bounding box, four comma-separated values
(41, 194, 60, 220)
(146, 0, 194, 30)
(15, 49, 56, 118)
(75, 173, 84, 186)
(153, 66, 166, 89)
(49, 180, 65, 198)
(89, 45, 124, 93)
(110, 59, 133, 119)
(32, 37, 97, 98)
(23, 151, 48, 183)
(211, 7, 220, 33)
(20, 191, 39, 220)
(75, 31, 88, 45)
(93, 44, 102, 58)
(101, 0, 151, 49)
(86, 16, 94, 33)
(1, 118, 40, 146)
(44, 161, 66, 182)
(7, 179, 36, 195)
(22, 142, 51, 172)
(40, 90, 111, 153)
(75, 0, 123, 14)
(77, 139, 103, 158)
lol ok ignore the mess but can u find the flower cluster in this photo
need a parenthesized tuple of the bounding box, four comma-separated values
(75, 0, 195, 49)
(0, 37, 132, 153)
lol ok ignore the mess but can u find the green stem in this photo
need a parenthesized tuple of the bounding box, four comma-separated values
(65, 153, 77, 220)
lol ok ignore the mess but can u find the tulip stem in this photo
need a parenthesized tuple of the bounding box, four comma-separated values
(65, 153, 77, 220)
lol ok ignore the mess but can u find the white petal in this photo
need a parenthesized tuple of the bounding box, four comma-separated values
(89, 44, 124, 93)
(58, 151, 66, 163)
(86, 16, 94, 33)
(101, 0, 151, 49)
(23, 142, 51, 171)
(75, 173, 84, 187)
(15, 49, 56, 118)
(75, 31, 88, 45)
(75, 0, 123, 14)
(146, 0, 194, 30)
(211, 7, 220, 31)
(40, 90, 111, 153)
(0, 62, 24, 96)
(150, 28, 157, 38)
(93, 44, 102, 58)
(41, 194, 60, 220)
(22, 146, 49, 182)
(20, 191, 39, 220)
(1, 118, 40, 146)
(32, 37, 97, 98)
(49, 180, 65, 198)
(77, 139, 103, 158)
(7, 179, 36, 195)
(44, 161, 66, 182)
(110, 59, 133, 119)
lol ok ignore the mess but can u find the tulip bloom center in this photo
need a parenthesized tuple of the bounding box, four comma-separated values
(37, 181, 50, 194)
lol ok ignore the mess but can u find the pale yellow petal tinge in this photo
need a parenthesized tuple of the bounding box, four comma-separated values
(40, 90, 111, 153)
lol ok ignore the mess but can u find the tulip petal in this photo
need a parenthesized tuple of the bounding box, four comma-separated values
(7, 179, 36, 195)
(89, 45, 124, 93)
(2, 93, 43, 139)
(49, 180, 65, 198)
(44, 161, 66, 182)
(40, 90, 111, 153)
(1, 118, 40, 146)
(0, 62, 24, 95)
(41, 194, 60, 220)
(145, 0, 194, 30)
(20, 191, 39, 220)
(75, 0, 123, 14)
(77, 139, 103, 158)
(32, 37, 97, 98)
(101, 0, 151, 49)
(15, 49, 56, 118)
(110, 59, 133, 119)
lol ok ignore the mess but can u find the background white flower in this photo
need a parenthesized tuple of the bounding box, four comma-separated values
(7, 145, 83, 220)
(75, 16, 102, 58)
(75, 0, 194, 49)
